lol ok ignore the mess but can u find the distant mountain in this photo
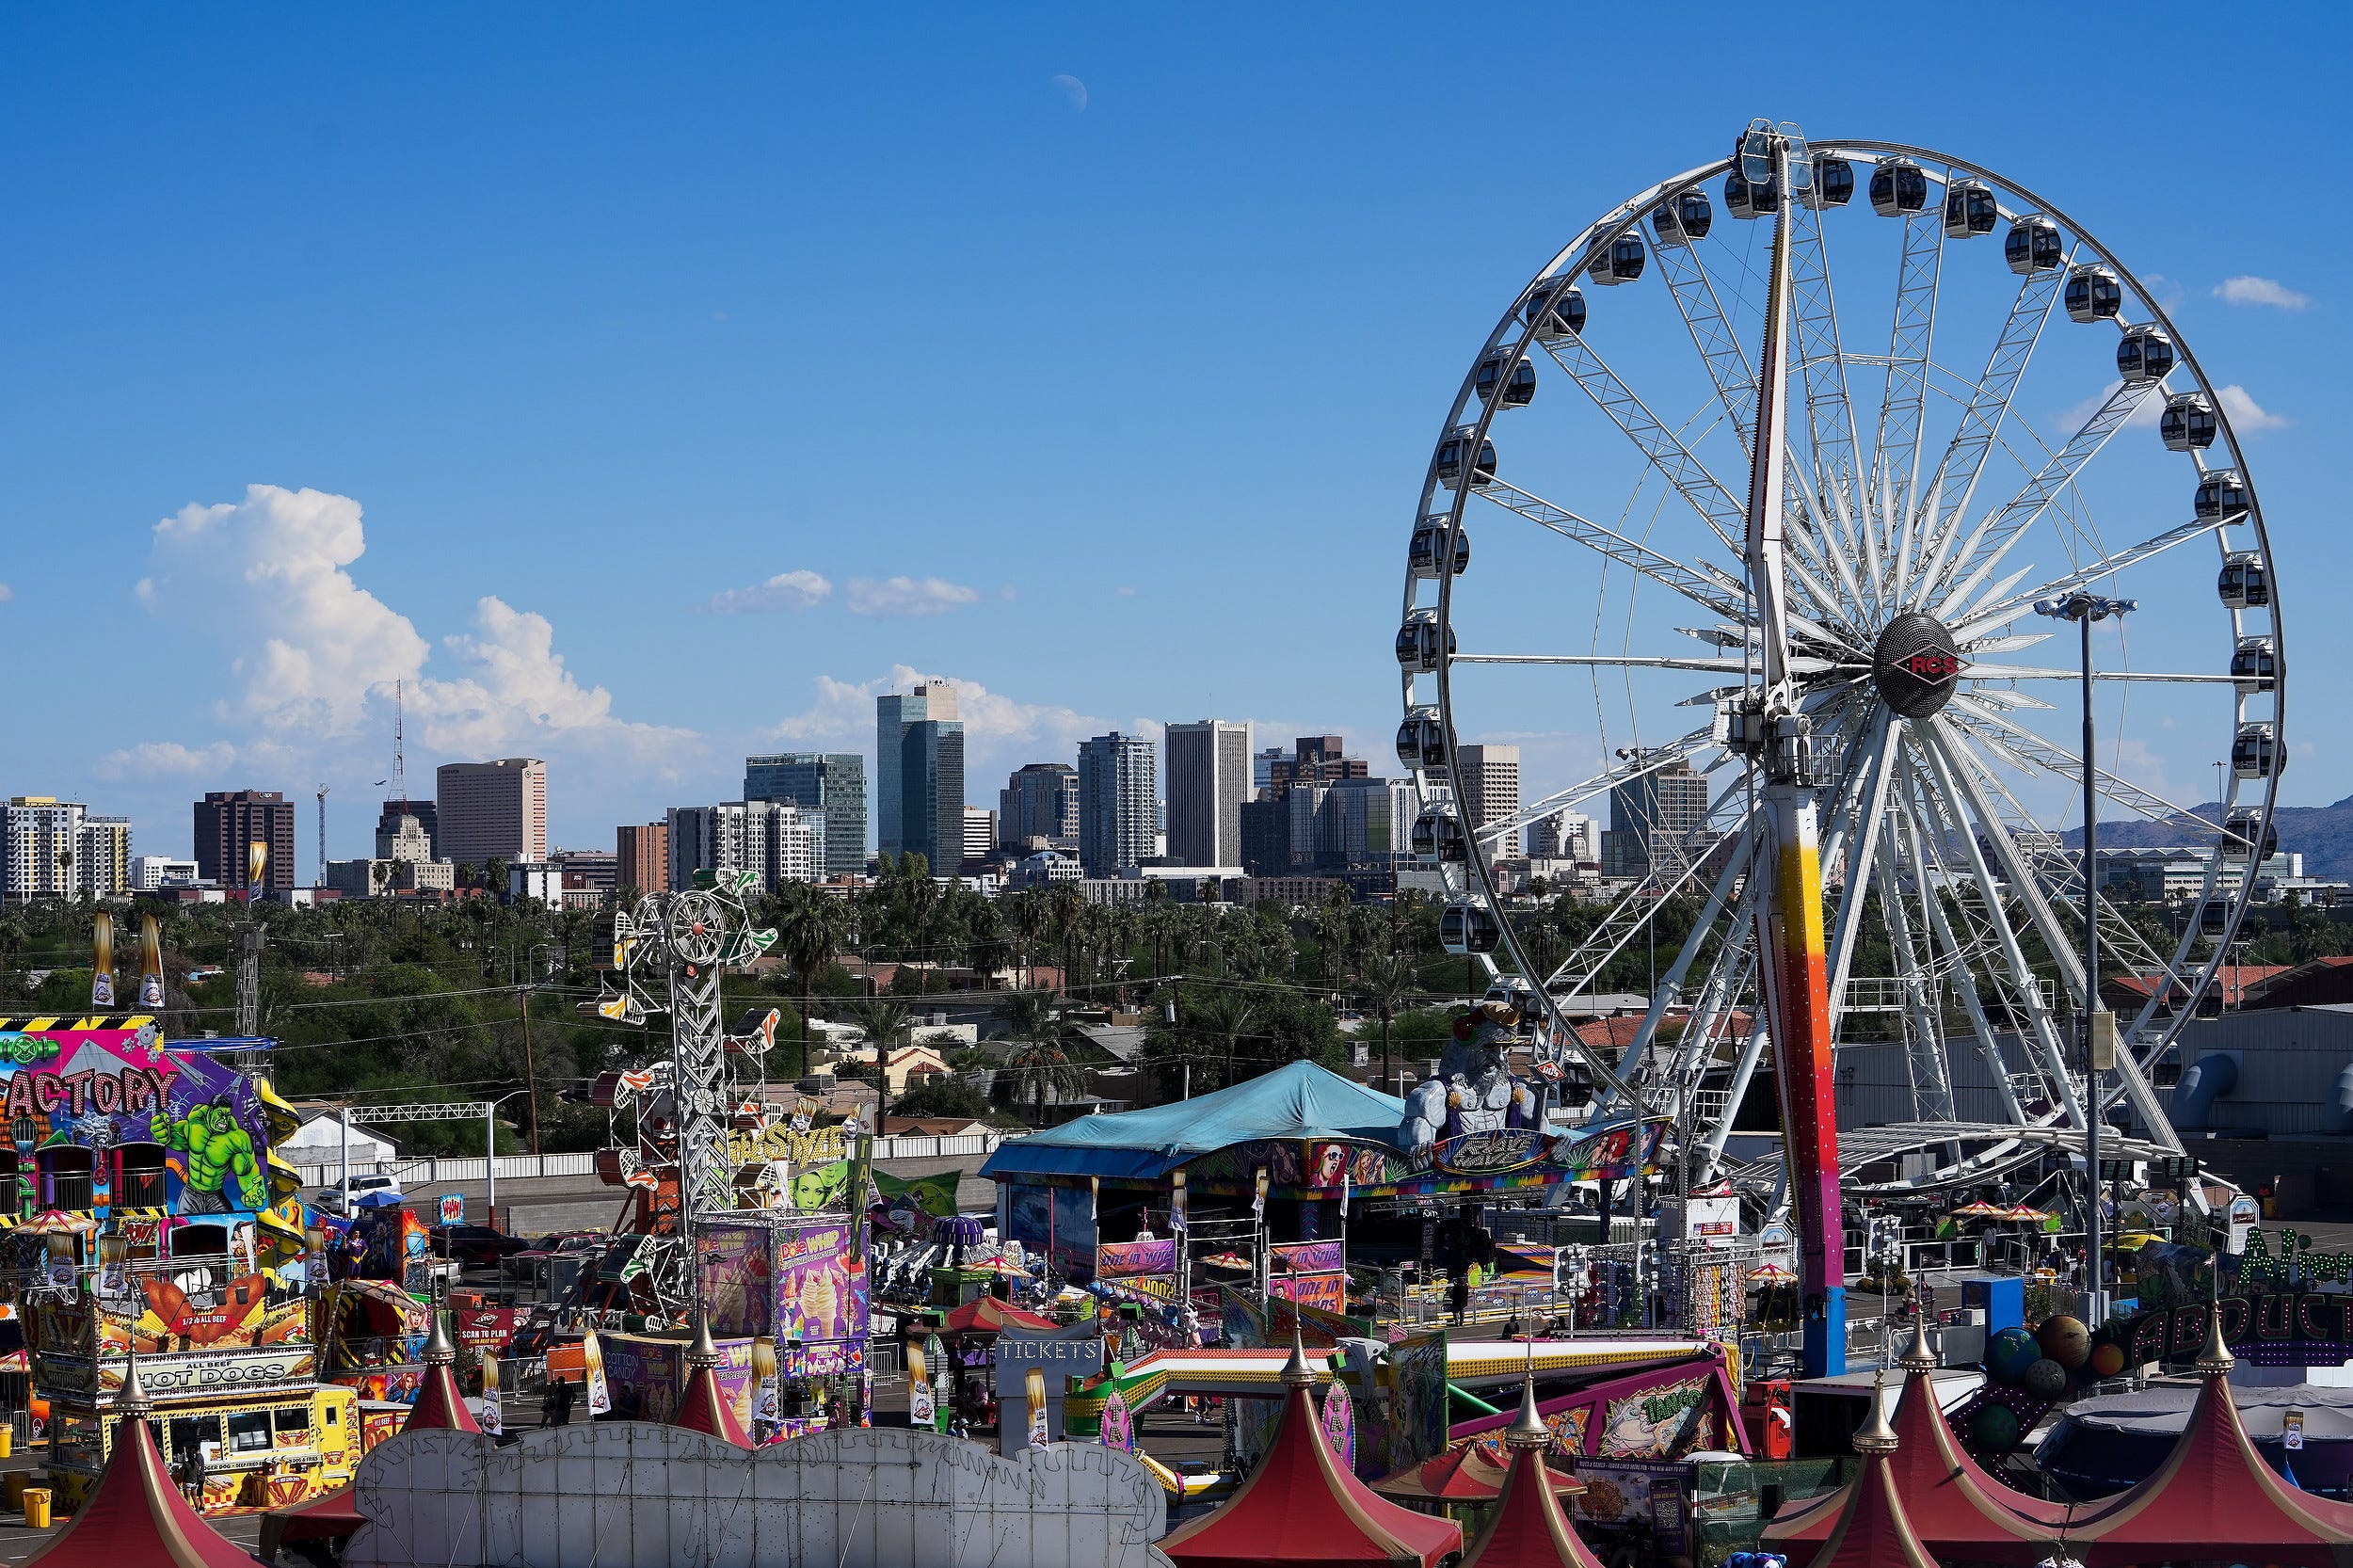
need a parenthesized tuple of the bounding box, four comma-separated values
(2058, 793, 2353, 881)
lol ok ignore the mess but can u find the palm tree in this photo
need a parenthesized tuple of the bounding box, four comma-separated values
(1360, 953, 1416, 1097)
(1049, 886, 1085, 994)
(1006, 888, 1048, 990)
(773, 884, 853, 1078)
(994, 990, 1090, 1124)
(842, 995, 912, 1133)
(1191, 988, 1257, 1092)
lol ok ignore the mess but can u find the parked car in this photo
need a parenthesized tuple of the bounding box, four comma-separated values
(314, 1173, 403, 1214)
(504, 1231, 604, 1282)
(429, 1224, 531, 1269)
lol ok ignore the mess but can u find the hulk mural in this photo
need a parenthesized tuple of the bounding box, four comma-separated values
(0, 1018, 278, 1218)
(166, 1098, 267, 1212)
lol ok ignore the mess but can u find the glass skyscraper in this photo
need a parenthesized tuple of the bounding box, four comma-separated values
(876, 683, 966, 872)
(744, 753, 869, 876)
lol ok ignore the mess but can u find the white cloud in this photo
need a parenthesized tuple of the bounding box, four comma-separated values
(2214, 276, 2310, 310)
(140, 485, 431, 734)
(2054, 380, 2163, 434)
(700, 569, 832, 614)
(844, 577, 983, 616)
(773, 665, 1103, 776)
(95, 740, 239, 780)
(0, 583, 13, 603)
(138, 483, 694, 771)
(2217, 384, 2290, 432)
(1115, 585, 1138, 598)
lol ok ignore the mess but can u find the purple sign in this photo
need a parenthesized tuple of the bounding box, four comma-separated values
(1097, 1238, 1178, 1279)
(1271, 1240, 1344, 1275)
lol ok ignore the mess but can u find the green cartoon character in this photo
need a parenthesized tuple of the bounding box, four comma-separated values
(166, 1096, 265, 1213)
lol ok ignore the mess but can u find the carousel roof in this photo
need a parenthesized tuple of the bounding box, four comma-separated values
(23, 1361, 261, 1568)
(1160, 1337, 1461, 1568)
(1763, 1322, 2075, 1565)
(404, 1310, 480, 1434)
(941, 1295, 1058, 1336)
(1457, 1368, 1602, 1568)
(981, 1063, 1405, 1182)
(2067, 1309, 2353, 1568)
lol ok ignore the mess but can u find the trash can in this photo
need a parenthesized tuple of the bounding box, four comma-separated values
(23, 1487, 51, 1528)
(0, 1423, 15, 1458)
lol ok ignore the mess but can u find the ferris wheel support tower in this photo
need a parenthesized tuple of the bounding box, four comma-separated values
(1732, 120, 1846, 1378)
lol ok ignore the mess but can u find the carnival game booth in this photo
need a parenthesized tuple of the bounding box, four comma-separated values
(981, 1061, 1667, 1334)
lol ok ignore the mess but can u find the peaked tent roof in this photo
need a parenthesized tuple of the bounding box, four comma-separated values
(1160, 1345, 1461, 1568)
(405, 1311, 480, 1434)
(2067, 1367, 2353, 1567)
(673, 1311, 753, 1447)
(981, 1062, 1406, 1182)
(1762, 1364, 2075, 1562)
(1803, 1455, 1939, 1568)
(1373, 1446, 1579, 1504)
(941, 1295, 1058, 1336)
(1458, 1376, 1602, 1568)
(24, 1409, 261, 1568)
(256, 1485, 364, 1565)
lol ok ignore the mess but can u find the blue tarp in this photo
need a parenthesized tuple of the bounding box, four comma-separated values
(979, 1061, 1406, 1183)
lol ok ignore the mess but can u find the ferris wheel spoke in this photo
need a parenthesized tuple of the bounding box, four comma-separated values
(1924, 374, 2167, 616)
(1602, 817, 1760, 1100)
(1531, 331, 1749, 556)
(1874, 774, 1957, 1121)
(1899, 254, 2072, 610)
(1788, 200, 1875, 602)
(1962, 665, 2243, 686)
(1871, 209, 1944, 563)
(1890, 761, 2032, 1125)
(1654, 233, 1760, 444)
(1470, 726, 1718, 849)
(1825, 712, 1899, 1032)
(1945, 697, 2225, 836)
(1472, 479, 1750, 619)
(1947, 510, 2246, 645)
(1449, 652, 1849, 676)
(1911, 723, 2088, 1128)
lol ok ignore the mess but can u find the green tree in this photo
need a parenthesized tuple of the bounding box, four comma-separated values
(770, 884, 853, 1078)
(1360, 952, 1417, 1096)
(842, 995, 912, 1130)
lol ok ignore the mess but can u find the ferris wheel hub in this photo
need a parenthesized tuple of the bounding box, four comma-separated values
(1871, 613, 1965, 719)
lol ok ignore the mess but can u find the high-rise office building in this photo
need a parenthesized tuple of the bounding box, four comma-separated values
(194, 791, 296, 895)
(1454, 744, 1522, 859)
(1601, 757, 1710, 879)
(962, 808, 997, 868)
(436, 760, 548, 867)
(1165, 720, 1254, 869)
(744, 753, 869, 876)
(375, 812, 437, 866)
(374, 799, 439, 861)
(1239, 796, 1289, 877)
(1252, 746, 1286, 794)
(4, 798, 133, 900)
(1077, 732, 1158, 876)
(667, 801, 825, 894)
(1266, 735, 1370, 798)
(999, 763, 1080, 850)
(876, 683, 965, 872)
(616, 822, 669, 896)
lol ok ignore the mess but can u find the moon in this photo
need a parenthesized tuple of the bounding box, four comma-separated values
(1050, 73, 1087, 111)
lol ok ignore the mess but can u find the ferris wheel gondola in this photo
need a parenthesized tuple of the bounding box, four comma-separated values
(1396, 125, 2283, 1197)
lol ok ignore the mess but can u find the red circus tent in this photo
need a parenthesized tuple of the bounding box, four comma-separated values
(673, 1310, 752, 1447)
(24, 1360, 261, 1568)
(1160, 1338, 1462, 1568)
(1458, 1372, 1602, 1568)
(2066, 1308, 2353, 1568)
(1764, 1321, 2076, 1565)
(1802, 1443, 1938, 1568)
(1373, 1445, 1580, 1505)
(404, 1309, 480, 1433)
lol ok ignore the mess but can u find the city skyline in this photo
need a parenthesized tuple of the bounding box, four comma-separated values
(0, 12, 2337, 874)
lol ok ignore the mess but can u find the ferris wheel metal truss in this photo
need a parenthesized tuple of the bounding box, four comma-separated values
(1401, 132, 2283, 1197)
(583, 870, 779, 1317)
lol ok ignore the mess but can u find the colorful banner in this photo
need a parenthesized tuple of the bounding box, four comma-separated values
(1320, 1379, 1355, 1470)
(138, 916, 165, 1009)
(91, 914, 115, 1008)
(584, 1331, 611, 1416)
(480, 1354, 503, 1436)
(0, 1020, 276, 1215)
(1096, 1238, 1178, 1278)
(1387, 1331, 1449, 1473)
(1099, 1388, 1133, 1453)
(872, 1169, 959, 1232)
(1270, 1240, 1344, 1274)
(439, 1193, 465, 1225)
(1598, 1374, 1711, 1458)
(1272, 1272, 1347, 1315)
(777, 1220, 868, 1346)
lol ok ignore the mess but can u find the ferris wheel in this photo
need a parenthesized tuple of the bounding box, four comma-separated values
(1398, 123, 2284, 1192)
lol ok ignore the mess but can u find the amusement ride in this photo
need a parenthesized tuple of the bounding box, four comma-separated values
(1399, 121, 2282, 1373)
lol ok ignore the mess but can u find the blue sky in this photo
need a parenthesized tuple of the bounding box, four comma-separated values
(0, 5, 2338, 873)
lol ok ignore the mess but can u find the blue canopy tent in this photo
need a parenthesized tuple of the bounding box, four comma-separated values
(979, 1062, 1408, 1184)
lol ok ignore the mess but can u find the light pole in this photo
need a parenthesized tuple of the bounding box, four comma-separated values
(485, 1089, 531, 1228)
(2033, 590, 2136, 1324)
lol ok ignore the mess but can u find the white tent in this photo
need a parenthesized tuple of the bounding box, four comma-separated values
(279, 1111, 399, 1163)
